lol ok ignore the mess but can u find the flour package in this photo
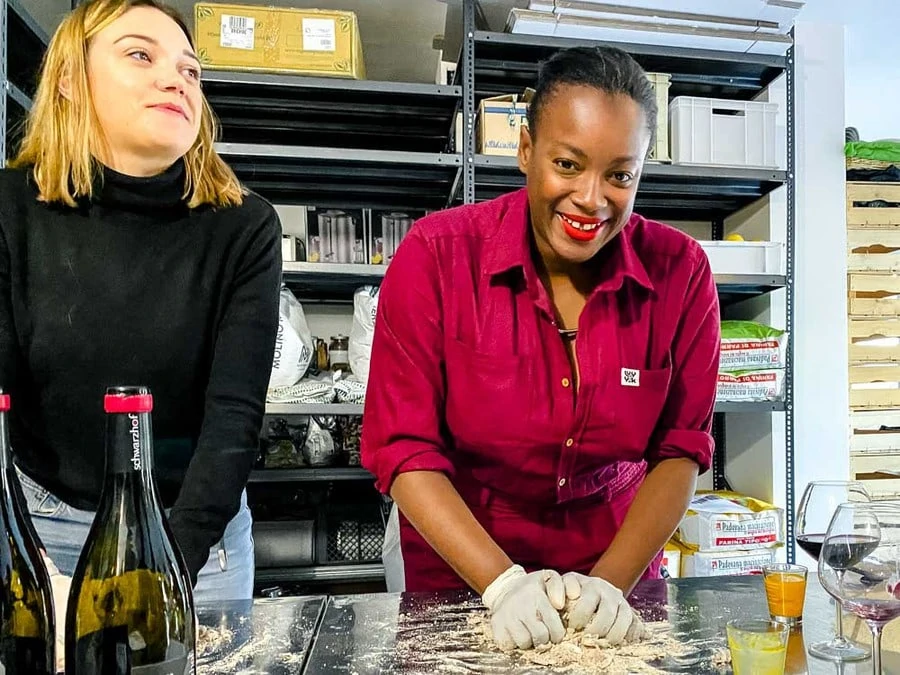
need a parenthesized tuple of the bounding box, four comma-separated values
(349, 285, 379, 385)
(720, 320, 787, 371)
(268, 286, 314, 389)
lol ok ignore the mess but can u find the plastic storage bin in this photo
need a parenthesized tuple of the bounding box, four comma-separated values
(700, 241, 784, 276)
(670, 96, 778, 168)
(646, 72, 670, 162)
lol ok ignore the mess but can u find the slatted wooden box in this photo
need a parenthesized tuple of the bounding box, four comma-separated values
(850, 410, 900, 499)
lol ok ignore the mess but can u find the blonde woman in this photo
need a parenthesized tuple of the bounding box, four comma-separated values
(0, 0, 280, 617)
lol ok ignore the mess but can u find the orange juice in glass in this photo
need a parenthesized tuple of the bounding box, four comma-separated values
(763, 563, 808, 625)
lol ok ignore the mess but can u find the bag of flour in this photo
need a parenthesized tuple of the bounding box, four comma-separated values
(349, 285, 379, 385)
(268, 286, 314, 389)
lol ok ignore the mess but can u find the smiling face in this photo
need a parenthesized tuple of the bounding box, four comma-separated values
(518, 83, 651, 270)
(83, 5, 203, 176)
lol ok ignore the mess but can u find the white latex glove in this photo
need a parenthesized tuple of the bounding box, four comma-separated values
(42, 554, 70, 673)
(481, 564, 567, 651)
(562, 572, 649, 645)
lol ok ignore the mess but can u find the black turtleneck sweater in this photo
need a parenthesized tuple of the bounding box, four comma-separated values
(0, 162, 282, 583)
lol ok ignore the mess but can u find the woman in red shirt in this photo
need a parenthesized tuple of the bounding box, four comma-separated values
(361, 45, 720, 651)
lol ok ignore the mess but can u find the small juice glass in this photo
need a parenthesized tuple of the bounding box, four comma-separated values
(727, 619, 790, 675)
(763, 563, 808, 625)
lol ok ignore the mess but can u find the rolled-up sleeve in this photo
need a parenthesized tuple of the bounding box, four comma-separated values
(646, 247, 721, 471)
(361, 229, 454, 494)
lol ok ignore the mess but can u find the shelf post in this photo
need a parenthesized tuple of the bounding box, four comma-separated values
(1, 0, 7, 168)
(462, 0, 475, 204)
(784, 28, 797, 565)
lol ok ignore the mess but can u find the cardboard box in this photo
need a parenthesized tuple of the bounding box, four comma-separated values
(681, 547, 778, 577)
(477, 89, 533, 156)
(306, 207, 366, 264)
(194, 3, 366, 79)
(676, 491, 784, 552)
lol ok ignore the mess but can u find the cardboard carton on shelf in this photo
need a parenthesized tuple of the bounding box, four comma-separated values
(194, 3, 366, 79)
(477, 89, 533, 156)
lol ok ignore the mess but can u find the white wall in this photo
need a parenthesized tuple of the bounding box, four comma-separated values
(790, 19, 850, 564)
(799, 0, 900, 140)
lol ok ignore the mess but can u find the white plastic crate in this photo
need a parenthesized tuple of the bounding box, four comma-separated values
(670, 96, 778, 168)
(700, 241, 784, 276)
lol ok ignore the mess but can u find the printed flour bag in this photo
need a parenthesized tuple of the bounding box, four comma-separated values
(720, 320, 787, 371)
(268, 286, 314, 389)
(349, 285, 379, 385)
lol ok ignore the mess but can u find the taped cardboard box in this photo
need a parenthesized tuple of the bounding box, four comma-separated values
(194, 3, 366, 79)
(681, 547, 778, 577)
(677, 491, 784, 552)
(477, 90, 533, 156)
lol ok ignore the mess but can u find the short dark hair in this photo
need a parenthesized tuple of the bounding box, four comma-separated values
(526, 45, 658, 148)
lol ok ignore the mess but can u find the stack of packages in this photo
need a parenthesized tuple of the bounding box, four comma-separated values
(716, 320, 787, 403)
(669, 492, 784, 577)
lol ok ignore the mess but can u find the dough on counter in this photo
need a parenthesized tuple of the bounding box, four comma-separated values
(197, 623, 234, 656)
(471, 613, 690, 674)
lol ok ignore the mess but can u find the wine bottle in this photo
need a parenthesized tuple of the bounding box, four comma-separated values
(66, 386, 195, 674)
(0, 388, 56, 674)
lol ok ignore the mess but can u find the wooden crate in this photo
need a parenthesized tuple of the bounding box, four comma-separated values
(847, 182, 900, 227)
(849, 321, 900, 409)
(850, 452, 900, 500)
(852, 410, 900, 452)
(848, 228, 900, 273)
(848, 273, 900, 317)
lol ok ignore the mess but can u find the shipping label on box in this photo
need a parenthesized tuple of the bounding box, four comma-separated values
(306, 207, 366, 264)
(677, 491, 784, 552)
(681, 547, 778, 578)
(195, 3, 366, 79)
(477, 89, 533, 156)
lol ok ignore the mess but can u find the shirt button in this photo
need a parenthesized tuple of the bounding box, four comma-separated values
(565, 438, 574, 447)
(561, 377, 570, 388)
(559, 478, 567, 487)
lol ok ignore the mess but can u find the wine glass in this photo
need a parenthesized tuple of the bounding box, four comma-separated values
(819, 501, 900, 675)
(795, 480, 871, 661)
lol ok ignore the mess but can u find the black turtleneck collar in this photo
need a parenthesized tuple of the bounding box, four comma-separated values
(92, 160, 187, 211)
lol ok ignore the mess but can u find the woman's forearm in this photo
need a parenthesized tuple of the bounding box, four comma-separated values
(390, 471, 513, 594)
(589, 458, 699, 593)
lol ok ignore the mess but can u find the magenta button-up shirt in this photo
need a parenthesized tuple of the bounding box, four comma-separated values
(361, 188, 720, 509)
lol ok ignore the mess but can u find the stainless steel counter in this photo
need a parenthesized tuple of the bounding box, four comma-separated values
(303, 576, 900, 674)
(196, 596, 326, 674)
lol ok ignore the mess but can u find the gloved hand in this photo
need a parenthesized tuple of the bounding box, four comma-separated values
(481, 564, 567, 651)
(562, 572, 649, 645)
(42, 554, 71, 672)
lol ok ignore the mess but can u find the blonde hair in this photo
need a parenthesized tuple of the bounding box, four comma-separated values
(9, 0, 244, 208)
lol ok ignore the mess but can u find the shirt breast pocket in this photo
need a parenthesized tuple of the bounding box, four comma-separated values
(611, 365, 672, 458)
(444, 338, 533, 450)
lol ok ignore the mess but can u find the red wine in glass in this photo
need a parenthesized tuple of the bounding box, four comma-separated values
(796, 533, 825, 560)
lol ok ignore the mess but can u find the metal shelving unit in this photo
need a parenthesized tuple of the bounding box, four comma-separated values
(467, 30, 786, 101)
(256, 563, 384, 585)
(214, 142, 461, 211)
(471, 154, 787, 221)
(266, 402, 364, 417)
(1, 0, 47, 165)
(249, 467, 371, 483)
(203, 71, 461, 153)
